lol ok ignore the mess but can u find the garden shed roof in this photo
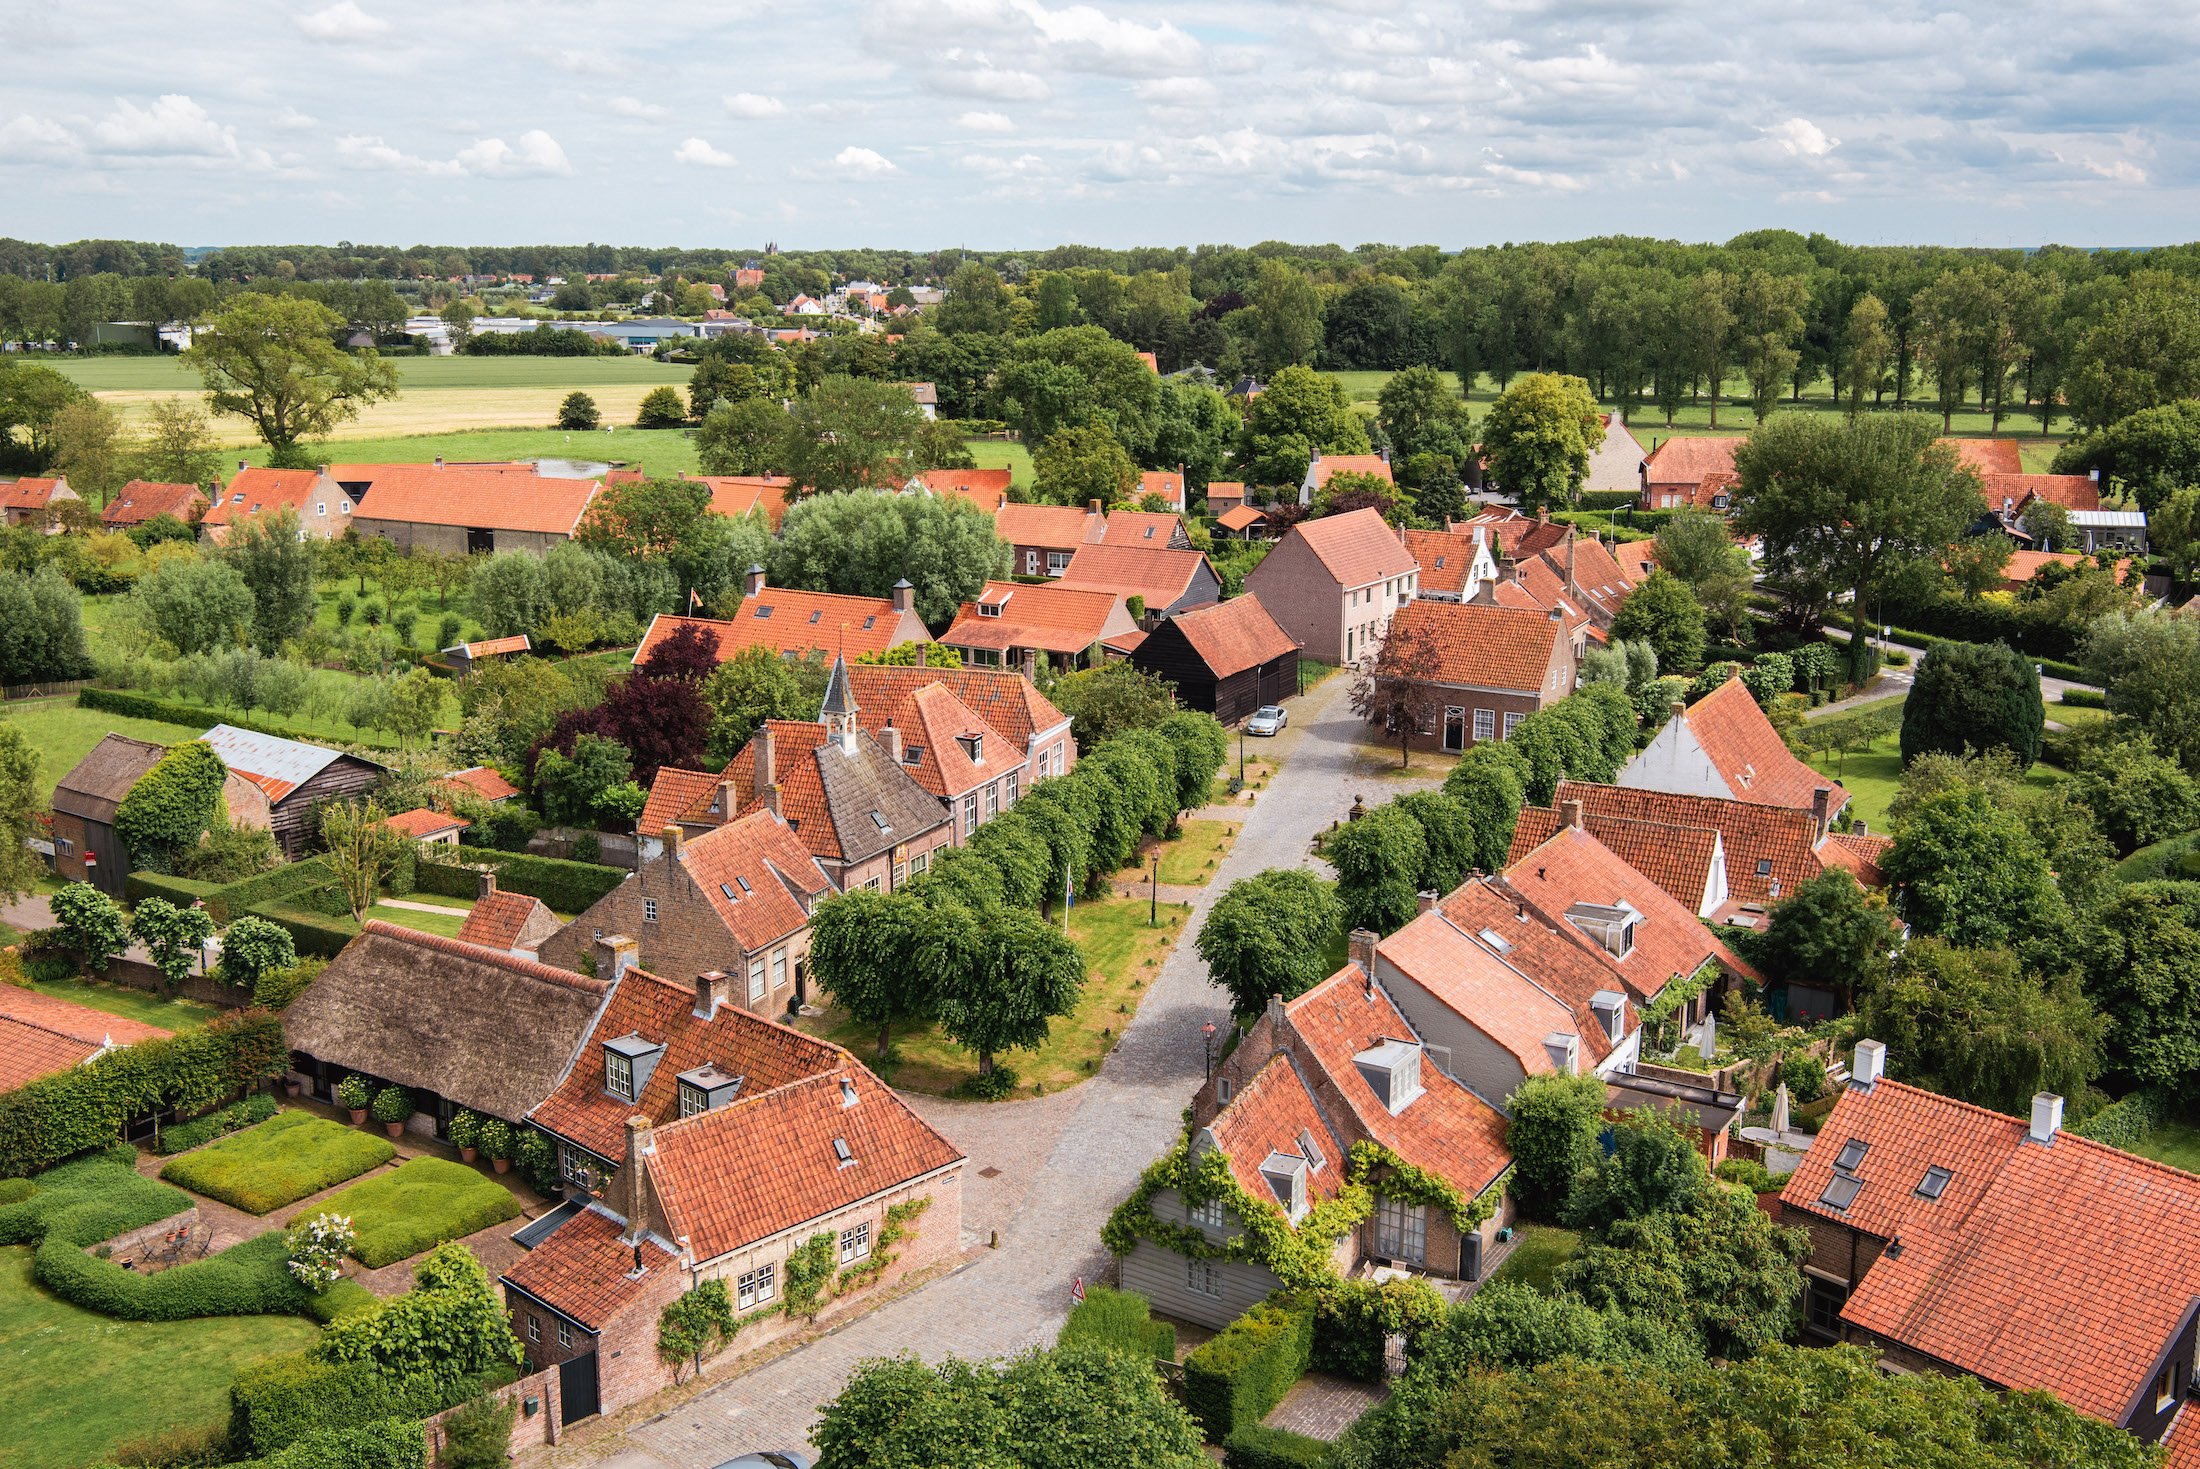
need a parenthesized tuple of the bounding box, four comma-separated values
(51, 733, 169, 825)
(197, 725, 382, 805)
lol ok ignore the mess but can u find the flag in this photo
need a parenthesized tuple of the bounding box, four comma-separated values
(689, 587, 703, 611)
(1071, 1276, 1085, 1304)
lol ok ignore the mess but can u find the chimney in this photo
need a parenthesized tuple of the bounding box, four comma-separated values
(753, 725, 776, 801)
(1309, 450, 1321, 466)
(882, 726, 902, 764)
(610, 1115, 654, 1240)
(1537, 506, 1549, 523)
(238, 459, 248, 472)
(1347, 927, 1377, 979)
(317, 463, 329, 477)
(1499, 551, 1517, 583)
(595, 934, 640, 984)
(744, 563, 767, 598)
(718, 778, 739, 824)
(1564, 532, 1576, 589)
(1668, 698, 1685, 721)
(1417, 890, 1438, 915)
(1812, 787, 1833, 842)
(433, 455, 444, 468)
(1852, 1038, 1886, 1088)
(1088, 499, 1102, 515)
(694, 970, 729, 1019)
(1560, 799, 1583, 830)
(476, 870, 497, 900)
(2030, 1092, 2065, 1143)
(891, 578, 914, 614)
(663, 824, 682, 860)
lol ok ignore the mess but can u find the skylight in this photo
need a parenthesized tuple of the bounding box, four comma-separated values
(832, 1137, 854, 1165)
(1755, 858, 1773, 876)
(1916, 1166, 1953, 1200)
(870, 811, 892, 831)
(720, 883, 738, 901)
(1818, 1173, 1862, 1211)
(734, 874, 752, 893)
(862, 616, 876, 629)
(1834, 1139, 1869, 1172)
(755, 605, 774, 618)
(809, 610, 822, 624)
(1477, 927, 1513, 954)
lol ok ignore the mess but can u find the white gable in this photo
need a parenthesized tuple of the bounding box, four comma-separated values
(1615, 713, 1739, 803)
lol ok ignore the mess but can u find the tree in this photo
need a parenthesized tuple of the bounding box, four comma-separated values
(132, 554, 255, 655)
(1442, 742, 1527, 873)
(1047, 660, 1175, 748)
(1735, 271, 1809, 424)
(1392, 790, 1477, 895)
(2068, 733, 2200, 855)
(1652, 510, 1744, 587)
(2019, 495, 2075, 554)
(635, 385, 688, 429)
(2064, 273, 2200, 431)
(557, 391, 600, 431)
(1676, 269, 1738, 428)
(130, 399, 224, 490)
(1883, 785, 2064, 951)
(1754, 870, 1894, 1011)
(808, 889, 933, 1057)
(1312, 468, 1412, 524)
(385, 667, 447, 744)
(219, 505, 323, 652)
(1503, 1070, 1607, 1221)
(934, 262, 1011, 336)
(1564, 1106, 1706, 1232)
(130, 896, 216, 999)
(576, 476, 713, 559)
(996, 327, 1161, 451)
(1843, 292, 1893, 417)
(49, 882, 129, 975)
(1147, 378, 1239, 491)
(2082, 609, 2200, 773)
(318, 799, 413, 922)
(1733, 412, 1985, 682)
(701, 643, 825, 763)
(0, 564, 89, 685)
(2051, 399, 2200, 515)
(1608, 570, 1706, 675)
(1239, 366, 1369, 489)
(781, 375, 931, 495)
(931, 902, 1084, 1076)
(1899, 639, 2043, 770)
(1253, 258, 1323, 371)
(1326, 805, 1429, 936)
(1858, 937, 2105, 1113)
(0, 725, 39, 903)
(468, 550, 553, 639)
(49, 399, 129, 508)
(1556, 1185, 1807, 1361)
(2080, 887, 2200, 1097)
(1478, 373, 1604, 511)
(1376, 364, 1474, 464)
(1350, 613, 1446, 768)
(440, 299, 476, 348)
(1152, 710, 1229, 813)
(0, 362, 91, 461)
(540, 673, 709, 786)
(771, 491, 1008, 625)
(1197, 868, 1346, 1017)
(214, 913, 297, 995)
(696, 397, 787, 476)
(530, 733, 638, 828)
(183, 293, 399, 455)
(1034, 425, 1136, 507)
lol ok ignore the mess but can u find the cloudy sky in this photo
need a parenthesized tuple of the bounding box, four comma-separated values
(1, 0, 2191, 251)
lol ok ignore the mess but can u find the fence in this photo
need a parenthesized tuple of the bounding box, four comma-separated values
(2, 680, 91, 702)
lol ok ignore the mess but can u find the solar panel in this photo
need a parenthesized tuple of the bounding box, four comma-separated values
(1834, 1139, 1869, 1172)
(1818, 1173, 1863, 1211)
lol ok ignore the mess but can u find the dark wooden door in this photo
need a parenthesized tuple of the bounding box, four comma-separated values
(468, 527, 496, 555)
(1444, 707, 1466, 752)
(559, 1352, 599, 1424)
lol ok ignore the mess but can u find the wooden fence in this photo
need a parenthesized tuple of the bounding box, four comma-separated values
(2, 679, 91, 702)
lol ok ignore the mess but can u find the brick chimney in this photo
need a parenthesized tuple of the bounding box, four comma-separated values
(694, 970, 729, 1019)
(1812, 787, 1833, 842)
(477, 870, 497, 900)
(1416, 890, 1438, 915)
(607, 1116, 654, 1240)
(1088, 499, 1102, 515)
(891, 578, 914, 614)
(595, 934, 639, 983)
(1348, 927, 1377, 979)
(662, 824, 682, 859)
(717, 779, 739, 825)
(1537, 506, 1549, 523)
(753, 725, 776, 801)
(882, 726, 902, 764)
(1561, 799, 1583, 829)
(744, 563, 767, 598)
(1564, 531, 1577, 591)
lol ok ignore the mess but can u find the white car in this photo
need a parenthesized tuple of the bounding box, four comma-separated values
(711, 1454, 810, 1469)
(1244, 705, 1288, 736)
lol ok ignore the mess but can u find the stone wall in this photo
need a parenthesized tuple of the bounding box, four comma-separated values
(100, 1206, 199, 1262)
(421, 1363, 562, 1463)
(98, 955, 253, 1010)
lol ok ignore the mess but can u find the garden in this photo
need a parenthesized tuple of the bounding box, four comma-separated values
(307, 1157, 523, 1269)
(160, 1110, 398, 1215)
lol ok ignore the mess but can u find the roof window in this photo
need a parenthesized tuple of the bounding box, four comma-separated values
(1476, 927, 1512, 954)
(1817, 1173, 1863, 1211)
(1353, 1039, 1423, 1115)
(1565, 900, 1639, 959)
(754, 605, 773, 618)
(1834, 1138, 1869, 1172)
(1755, 859, 1773, 877)
(734, 874, 752, 893)
(870, 811, 892, 832)
(1916, 1166, 1952, 1200)
(832, 1136, 855, 1167)
(720, 882, 738, 902)
(1435, 555, 1447, 568)
(809, 609, 822, 624)
(977, 602, 1001, 617)
(1297, 1128, 1326, 1173)
(862, 616, 876, 629)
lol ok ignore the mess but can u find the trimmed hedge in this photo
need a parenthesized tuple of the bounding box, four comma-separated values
(1184, 1295, 1315, 1442)
(1223, 1424, 1334, 1469)
(312, 1158, 523, 1268)
(1060, 1283, 1176, 1361)
(231, 1353, 507, 1458)
(160, 1110, 396, 1214)
(417, 850, 625, 914)
(77, 688, 403, 751)
(251, 904, 359, 959)
(247, 1418, 427, 1469)
(2074, 1090, 2169, 1152)
(36, 1227, 376, 1324)
(0, 1146, 190, 1247)
(156, 1091, 280, 1154)
(200, 857, 338, 924)
(2059, 688, 2108, 709)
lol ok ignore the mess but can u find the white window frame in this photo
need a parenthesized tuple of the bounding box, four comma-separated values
(840, 1222, 871, 1263)
(1374, 1196, 1426, 1264)
(1503, 711, 1525, 739)
(962, 792, 979, 836)
(605, 1051, 633, 1100)
(557, 1319, 573, 1348)
(643, 898, 658, 922)
(1052, 741, 1065, 771)
(1188, 1258, 1223, 1297)
(679, 1084, 706, 1120)
(527, 1312, 540, 1343)
(747, 955, 767, 1002)
(986, 783, 999, 817)
(738, 1263, 775, 1309)
(1005, 772, 1018, 807)
(771, 947, 787, 989)
(1046, 550, 1071, 576)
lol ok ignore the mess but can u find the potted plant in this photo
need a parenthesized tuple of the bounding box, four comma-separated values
(477, 1118, 513, 1174)
(450, 1108, 481, 1163)
(336, 1074, 372, 1124)
(371, 1084, 412, 1138)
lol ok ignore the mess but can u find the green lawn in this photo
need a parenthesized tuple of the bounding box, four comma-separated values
(0, 699, 212, 802)
(1798, 708, 2068, 834)
(46, 354, 696, 395)
(28, 977, 220, 1033)
(232, 424, 704, 477)
(2116, 830, 2200, 884)
(366, 902, 471, 938)
(966, 439, 1035, 490)
(309, 1157, 522, 1268)
(1490, 1225, 1582, 1295)
(1155, 819, 1241, 886)
(2129, 1118, 2200, 1175)
(0, 1243, 318, 1469)
(159, 1110, 397, 1215)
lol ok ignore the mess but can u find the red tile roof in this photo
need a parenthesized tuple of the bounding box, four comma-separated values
(0, 983, 170, 1093)
(383, 807, 469, 839)
(102, 480, 206, 527)
(1162, 595, 1297, 680)
(639, 767, 723, 842)
(633, 590, 911, 666)
(878, 683, 1016, 799)
(1681, 676, 1849, 816)
(2004, 549, 2136, 588)
(1056, 543, 1208, 608)
(1137, 352, 1159, 373)
(678, 808, 836, 953)
(1206, 481, 1247, 504)
(684, 474, 795, 530)
(0, 477, 71, 512)
(1400, 528, 1488, 597)
(1378, 909, 1577, 1077)
(1103, 629, 1147, 655)
(203, 468, 326, 526)
(1783, 1078, 2200, 1424)
(1942, 438, 2025, 476)
(1306, 455, 1394, 492)
(1457, 509, 1550, 557)
(1823, 831, 1893, 885)
(355, 466, 601, 535)
(1138, 470, 1185, 507)
(1640, 436, 1744, 488)
(456, 635, 530, 659)
(1509, 805, 1722, 916)
(1438, 879, 1635, 1067)
(1209, 1053, 1350, 1209)
(0, 1019, 102, 1091)
(942, 581, 1127, 656)
(1385, 599, 1568, 695)
(1543, 780, 1862, 907)
(456, 890, 557, 950)
(1216, 505, 1268, 532)
(994, 503, 1104, 551)
(845, 665, 1069, 750)
(1289, 507, 1418, 588)
(502, 1205, 679, 1330)
(441, 765, 521, 803)
(1984, 473, 2099, 514)
(912, 469, 1011, 514)
(1099, 511, 1187, 548)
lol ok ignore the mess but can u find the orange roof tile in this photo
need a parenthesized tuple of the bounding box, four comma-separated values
(1206, 481, 1247, 503)
(1209, 1053, 1350, 1210)
(1545, 781, 1859, 906)
(2003, 549, 2136, 587)
(1682, 676, 1850, 816)
(354, 466, 600, 535)
(1289, 507, 1419, 588)
(0, 984, 170, 1050)
(1439, 879, 1635, 1067)
(1640, 436, 1744, 487)
(639, 767, 723, 841)
(675, 810, 834, 960)
(203, 468, 326, 526)
(0, 477, 69, 511)
(845, 665, 1069, 751)
(994, 502, 1104, 551)
(1216, 505, 1268, 532)
(1385, 599, 1568, 695)
(1984, 473, 2099, 514)
(0, 1019, 103, 1091)
(912, 469, 1011, 514)
(942, 581, 1127, 656)
(441, 766, 521, 803)
(457, 635, 530, 658)
(1056, 543, 1208, 608)
(1161, 595, 1297, 680)
(1941, 438, 2025, 476)
(382, 807, 469, 839)
(1379, 910, 1576, 1078)
(1401, 528, 1488, 597)
(684, 474, 795, 530)
(1509, 805, 1722, 915)
(1099, 510, 1188, 548)
(102, 480, 206, 527)
(633, 591, 910, 666)
(1137, 469, 1185, 506)
(502, 1206, 679, 1330)
(1306, 455, 1395, 492)
(456, 890, 557, 950)
(877, 683, 1016, 799)
(1823, 831, 1893, 885)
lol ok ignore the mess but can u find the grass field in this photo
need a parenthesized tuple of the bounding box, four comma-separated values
(159, 1110, 397, 1215)
(0, 699, 212, 802)
(1798, 698, 2068, 832)
(1154, 820, 1241, 886)
(966, 438, 1035, 490)
(310, 1157, 522, 1268)
(366, 901, 472, 938)
(1491, 1225, 1581, 1294)
(28, 978, 220, 1032)
(2131, 1118, 2200, 1175)
(0, 1243, 318, 1469)
(797, 893, 1191, 1097)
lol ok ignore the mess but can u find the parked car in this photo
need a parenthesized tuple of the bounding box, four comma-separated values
(1244, 705, 1288, 736)
(710, 1455, 810, 1469)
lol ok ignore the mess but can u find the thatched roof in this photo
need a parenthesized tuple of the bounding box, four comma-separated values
(52, 734, 168, 824)
(284, 921, 610, 1123)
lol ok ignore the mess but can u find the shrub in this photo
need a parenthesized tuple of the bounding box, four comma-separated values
(442, 1393, 517, 1469)
(1223, 1424, 1333, 1469)
(335, 1075, 372, 1111)
(0, 1148, 187, 1248)
(1310, 1275, 1444, 1382)
(370, 1085, 412, 1126)
(1183, 1295, 1315, 1441)
(113, 1420, 233, 1468)
(255, 955, 325, 1011)
(449, 1109, 481, 1151)
(155, 1092, 281, 1155)
(216, 914, 297, 994)
(1715, 1158, 1781, 1194)
(1061, 1283, 1176, 1361)
(1775, 1052, 1828, 1105)
(229, 1352, 486, 1458)
(955, 1065, 1019, 1101)
(253, 1418, 427, 1469)
(1899, 639, 2044, 770)
(34, 1227, 375, 1324)
(289, 1212, 356, 1294)
(317, 1158, 523, 1268)
(159, 1111, 396, 1214)
(473, 1118, 511, 1160)
(415, 850, 625, 913)
(336, 594, 356, 627)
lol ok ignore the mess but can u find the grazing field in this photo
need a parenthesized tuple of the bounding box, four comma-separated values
(309, 1157, 522, 1268)
(0, 1243, 318, 1469)
(159, 1111, 398, 1215)
(964, 438, 1035, 490)
(0, 699, 212, 802)
(1798, 702, 2068, 833)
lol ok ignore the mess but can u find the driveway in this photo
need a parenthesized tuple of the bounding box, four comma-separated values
(565, 671, 1375, 1468)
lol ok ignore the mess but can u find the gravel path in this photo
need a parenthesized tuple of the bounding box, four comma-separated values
(564, 672, 1374, 1469)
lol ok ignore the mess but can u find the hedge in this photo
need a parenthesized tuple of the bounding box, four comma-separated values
(159, 1110, 397, 1214)
(36, 1227, 376, 1324)
(251, 904, 361, 959)
(126, 872, 226, 906)
(1830, 618, 2091, 685)
(1223, 1424, 1334, 1469)
(231, 1353, 504, 1458)
(0, 1008, 287, 1177)
(0, 1145, 191, 1248)
(2074, 1090, 2169, 1152)
(77, 688, 403, 751)
(156, 1091, 280, 1154)
(1060, 1284, 1176, 1361)
(2059, 688, 2108, 709)
(1184, 1295, 1315, 1442)
(244, 1419, 426, 1469)
(200, 857, 339, 924)
(417, 850, 626, 914)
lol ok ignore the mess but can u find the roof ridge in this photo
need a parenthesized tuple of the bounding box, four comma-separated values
(359, 920, 609, 994)
(1862, 1078, 2200, 1186)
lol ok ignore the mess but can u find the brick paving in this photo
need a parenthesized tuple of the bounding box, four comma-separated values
(549, 671, 1380, 1469)
(1262, 1372, 1390, 1441)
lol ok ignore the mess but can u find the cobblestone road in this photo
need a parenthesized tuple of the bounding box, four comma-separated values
(565, 672, 1383, 1469)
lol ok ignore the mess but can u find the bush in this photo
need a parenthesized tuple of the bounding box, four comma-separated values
(1775, 1052, 1828, 1105)
(1223, 1424, 1333, 1469)
(415, 850, 624, 913)
(335, 1075, 372, 1111)
(441, 1393, 517, 1469)
(370, 1086, 412, 1126)
(1061, 1283, 1176, 1361)
(254, 956, 325, 1011)
(159, 1111, 397, 1214)
(34, 1227, 375, 1324)
(155, 1092, 280, 1155)
(954, 1065, 1019, 1101)
(112, 1420, 232, 1467)
(1899, 639, 2044, 770)
(249, 904, 358, 959)
(2061, 687, 2108, 709)
(1715, 1158, 1781, 1194)
(1310, 1274, 1444, 1382)
(229, 1352, 486, 1458)
(252, 1418, 427, 1469)
(1183, 1295, 1314, 1441)
(2074, 1089, 2168, 1151)
(77, 690, 399, 750)
(316, 1158, 523, 1268)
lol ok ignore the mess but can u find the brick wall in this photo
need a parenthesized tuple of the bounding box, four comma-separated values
(99, 956, 253, 1009)
(421, 1364, 562, 1463)
(539, 863, 812, 1021)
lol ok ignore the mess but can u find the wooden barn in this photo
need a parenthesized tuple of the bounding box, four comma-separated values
(197, 724, 386, 859)
(1129, 595, 1300, 726)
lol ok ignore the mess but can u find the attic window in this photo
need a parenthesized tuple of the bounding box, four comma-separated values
(1476, 927, 1512, 954)
(1916, 1166, 1953, 1200)
(720, 882, 738, 902)
(1435, 555, 1446, 568)
(1565, 900, 1639, 959)
(1297, 1129, 1327, 1173)
(977, 602, 1000, 617)
(1834, 1139, 1870, 1173)
(1817, 1173, 1863, 1211)
(862, 616, 876, 629)
(754, 605, 774, 618)
(1143, 526, 1154, 539)
(870, 811, 892, 832)
(1755, 859, 1773, 877)
(832, 1137, 855, 1167)
(230, 493, 244, 504)
(734, 874, 752, 893)
(808, 610, 822, 624)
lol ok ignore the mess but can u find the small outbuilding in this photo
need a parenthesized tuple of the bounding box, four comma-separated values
(197, 724, 385, 860)
(1129, 595, 1300, 726)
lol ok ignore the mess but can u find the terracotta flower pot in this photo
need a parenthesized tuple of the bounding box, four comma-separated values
(460, 1147, 478, 1163)
(492, 1158, 511, 1174)
(384, 1121, 404, 1138)
(348, 1109, 368, 1125)
(283, 1080, 301, 1097)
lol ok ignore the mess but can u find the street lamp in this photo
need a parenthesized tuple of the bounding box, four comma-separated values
(1203, 1022, 1217, 1079)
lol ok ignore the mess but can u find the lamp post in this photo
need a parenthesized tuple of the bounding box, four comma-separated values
(1203, 1022, 1217, 1079)
(1238, 722, 1246, 782)
(1150, 850, 1160, 927)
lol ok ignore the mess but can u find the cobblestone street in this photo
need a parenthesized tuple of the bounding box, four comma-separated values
(557, 670, 1393, 1468)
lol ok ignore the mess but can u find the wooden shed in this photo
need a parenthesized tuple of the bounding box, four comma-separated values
(197, 724, 386, 859)
(1129, 595, 1300, 726)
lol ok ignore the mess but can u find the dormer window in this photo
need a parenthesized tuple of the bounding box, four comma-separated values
(977, 602, 1000, 617)
(1260, 1151, 1309, 1220)
(1755, 859, 1772, 876)
(902, 744, 924, 765)
(602, 1034, 665, 1102)
(1590, 990, 1626, 1044)
(1353, 1040, 1424, 1115)
(606, 1051, 632, 1100)
(1297, 1129, 1326, 1173)
(1565, 900, 1639, 959)
(676, 1063, 742, 1118)
(958, 733, 983, 763)
(1834, 1139, 1870, 1172)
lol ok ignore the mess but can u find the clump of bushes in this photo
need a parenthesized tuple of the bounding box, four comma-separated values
(1184, 1294, 1315, 1441)
(156, 1092, 281, 1155)
(1714, 1158, 1782, 1194)
(1060, 1283, 1176, 1361)
(1775, 1052, 1828, 1105)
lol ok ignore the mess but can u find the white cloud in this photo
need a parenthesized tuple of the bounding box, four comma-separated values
(335, 133, 461, 174)
(1137, 77, 1218, 106)
(936, 68, 1052, 102)
(0, 114, 79, 163)
(1764, 117, 1839, 157)
(1010, 0, 1203, 77)
(832, 145, 897, 175)
(957, 110, 1016, 131)
(90, 96, 238, 157)
(274, 106, 319, 131)
(2085, 157, 2147, 183)
(528, 47, 622, 77)
(295, 1, 390, 42)
(456, 130, 573, 177)
(610, 97, 668, 121)
(724, 93, 788, 118)
(674, 136, 737, 167)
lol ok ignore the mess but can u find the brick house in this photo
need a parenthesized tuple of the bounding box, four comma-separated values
(1099, 510, 1192, 550)
(1119, 944, 1513, 1328)
(1242, 507, 1421, 665)
(1297, 452, 1394, 508)
(200, 466, 354, 543)
(1618, 674, 1853, 822)
(844, 664, 1077, 784)
(539, 808, 834, 1016)
(196, 724, 385, 860)
(1379, 599, 1578, 753)
(632, 572, 929, 668)
(1055, 542, 1222, 620)
(842, 679, 1031, 846)
(993, 502, 1105, 579)
(48, 734, 271, 896)
(507, 965, 962, 1421)
(1636, 437, 1745, 510)
(1205, 481, 1248, 516)
(1779, 1043, 2200, 1461)
(1127, 594, 1299, 726)
(680, 474, 796, 530)
(904, 468, 1011, 515)
(1138, 468, 1187, 513)
(1401, 527, 1500, 604)
(939, 580, 1137, 676)
(101, 479, 206, 531)
(455, 873, 562, 958)
(0, 476, 80, 529)
(347, 465, 602, 555)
